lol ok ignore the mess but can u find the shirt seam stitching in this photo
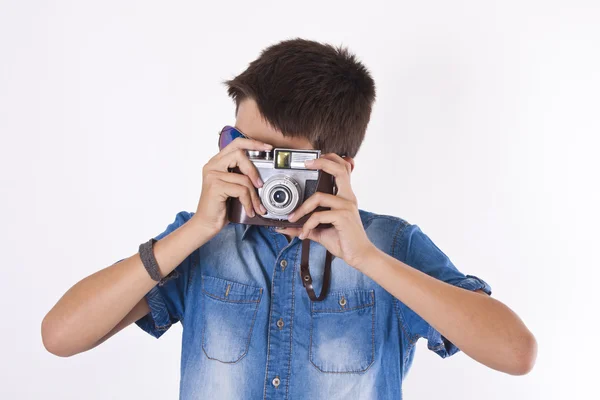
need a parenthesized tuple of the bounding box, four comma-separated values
(390, 219, 421, 369)
(262, 247, 279, 400)
(285, 243, 300, 399)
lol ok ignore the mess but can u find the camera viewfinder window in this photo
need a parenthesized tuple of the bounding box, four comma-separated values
(276, 151, 291, 168)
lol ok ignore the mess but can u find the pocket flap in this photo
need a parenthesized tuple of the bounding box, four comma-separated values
(311, 288, 374, 313)
(201, 275, 262, 303)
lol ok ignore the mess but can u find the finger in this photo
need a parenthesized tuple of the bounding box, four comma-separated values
(275, 226, 321, 243)
(214, 171, 266, 215)
(274, 226, 302, 237)
(215, 149, 264, 188)
(304, 156, 347, 177)
(304, 156, 352, 198)
(219, 137, 272, 156)
(217, 180, 257, 218)
(288, 192, 349, 222)
(299, 210, 344, 239)
(321, 153, 352, 173)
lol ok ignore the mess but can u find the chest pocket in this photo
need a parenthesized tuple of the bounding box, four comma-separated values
(201, 275, 263, 363)
(310, 288, 375, 373)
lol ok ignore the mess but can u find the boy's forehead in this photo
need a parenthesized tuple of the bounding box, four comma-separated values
(235, 98, 279, 140)
(235, 98, 313, 150)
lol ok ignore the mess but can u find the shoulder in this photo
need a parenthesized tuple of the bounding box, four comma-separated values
(154, 211, 196, 240)
(160, 210, 250, 242)
(358, 209, 410, 229)
(358, 209, 415, 258)
(172, 210, 195, 224)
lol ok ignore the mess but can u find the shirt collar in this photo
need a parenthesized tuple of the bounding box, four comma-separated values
(241, 223, 279, 240)
(241, 224, 256, 240)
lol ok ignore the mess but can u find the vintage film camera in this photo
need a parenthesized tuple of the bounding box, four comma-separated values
(227, 148, 336, 228)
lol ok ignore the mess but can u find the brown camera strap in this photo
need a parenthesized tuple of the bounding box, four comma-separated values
(300, 239, 332, 302)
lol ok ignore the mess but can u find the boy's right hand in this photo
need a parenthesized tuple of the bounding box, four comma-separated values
(191, 137, 271, 236)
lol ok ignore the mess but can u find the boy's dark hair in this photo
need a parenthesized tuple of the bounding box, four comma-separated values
(223, 38, 376, 158)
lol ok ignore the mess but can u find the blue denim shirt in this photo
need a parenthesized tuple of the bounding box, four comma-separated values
(133, 210, 491, 399)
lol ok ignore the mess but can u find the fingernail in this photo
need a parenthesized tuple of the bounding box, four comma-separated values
(256, 177, 263, 187)
(250, 209, 255, 217)
(260, 204, 267, 214)
(304, 159, 315, 166)
(264, 143, 273, 149)
(288, 212, 296, 221)
(298, 232, 306, 240)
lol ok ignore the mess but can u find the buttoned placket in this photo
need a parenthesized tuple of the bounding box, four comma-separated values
(263, 227, 300, 400)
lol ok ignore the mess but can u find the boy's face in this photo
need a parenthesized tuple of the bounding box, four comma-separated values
(233, 97, 355, 172)
(235, 98, 314, 150)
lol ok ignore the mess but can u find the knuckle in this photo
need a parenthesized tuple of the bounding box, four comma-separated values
(239, 156, 253, 169)
(230, 184, 241, 195)
(204, 170, 216, 180)
(247, 167, 259, 178)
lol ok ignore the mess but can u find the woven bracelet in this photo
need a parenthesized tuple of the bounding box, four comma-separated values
(139, 238, 162, 282)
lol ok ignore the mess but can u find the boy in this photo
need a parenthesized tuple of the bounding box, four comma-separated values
(42, 38, 536, 399)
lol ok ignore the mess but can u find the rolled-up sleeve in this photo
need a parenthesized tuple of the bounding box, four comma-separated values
(394, 223, 492, 358)
(132, 211, 197, 338)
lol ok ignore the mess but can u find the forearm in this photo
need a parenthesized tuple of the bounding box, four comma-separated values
(42, 216, 214, 357)
(356, 247, 537, 375)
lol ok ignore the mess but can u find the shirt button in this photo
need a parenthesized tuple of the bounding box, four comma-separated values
(280, 259, 287, 270)
(277, 318, 284, 329)
(272, 376, 280, 388)
(339, 296, 347, 307)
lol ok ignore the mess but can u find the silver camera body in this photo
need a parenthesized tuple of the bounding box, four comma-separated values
(247, 148, 321, 221)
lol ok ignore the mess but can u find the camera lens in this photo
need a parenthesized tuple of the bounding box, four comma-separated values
(272, 189, 288, 205)
(270, 186, 292, 208)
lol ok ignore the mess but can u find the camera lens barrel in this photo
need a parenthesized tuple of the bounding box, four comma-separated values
(261, 175, 301, 216)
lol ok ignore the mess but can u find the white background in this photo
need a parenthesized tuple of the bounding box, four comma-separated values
(1, 1, 598, 399)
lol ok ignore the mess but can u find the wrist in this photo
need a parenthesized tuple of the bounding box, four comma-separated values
(351, 243, 382, 273)
(188, 214, 220, 247)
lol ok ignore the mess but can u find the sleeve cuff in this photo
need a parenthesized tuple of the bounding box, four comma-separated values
(455, 275, 492, 295)
(135, 285, 173, 339)
(426, 274, 492, 358)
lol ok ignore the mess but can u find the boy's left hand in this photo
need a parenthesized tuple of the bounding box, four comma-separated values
(277, 153, 377, 269)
